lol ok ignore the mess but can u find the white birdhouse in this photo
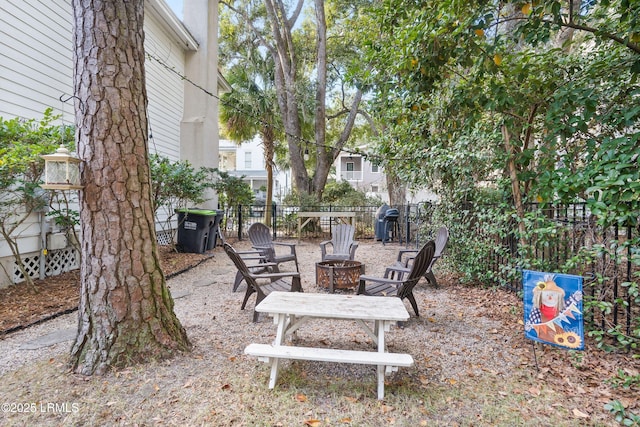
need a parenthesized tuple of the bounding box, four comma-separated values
(41, 145, 82, 190)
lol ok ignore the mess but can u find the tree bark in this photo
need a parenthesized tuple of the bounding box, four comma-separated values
(312, 0, 327, 201)
(264, 0, 308, 193)
(70, 0, 190, 375)
(502, 125, 527, 247)
(261, 0, 362, 198)
(262, 126, 275, 225)
(386, 170, 406, 208)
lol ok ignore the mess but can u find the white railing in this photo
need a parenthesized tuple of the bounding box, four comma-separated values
(341, 171, 363, 181)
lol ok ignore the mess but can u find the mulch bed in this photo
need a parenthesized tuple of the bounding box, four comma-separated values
(0, 246, 211, 335)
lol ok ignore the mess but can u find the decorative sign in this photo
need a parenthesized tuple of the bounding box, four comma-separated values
(523, 270, 584, 350)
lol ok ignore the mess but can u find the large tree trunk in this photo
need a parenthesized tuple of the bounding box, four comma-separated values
(70, 0, 191, 375)
(386, 171, 406, 208)
(264, 0, 308, 194)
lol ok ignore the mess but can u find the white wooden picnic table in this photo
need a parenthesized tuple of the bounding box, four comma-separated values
(244, 291, 413, 400)
(296, 211, 355, 240)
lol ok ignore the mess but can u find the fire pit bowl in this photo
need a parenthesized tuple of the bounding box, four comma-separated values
(315, 260, 364, 293)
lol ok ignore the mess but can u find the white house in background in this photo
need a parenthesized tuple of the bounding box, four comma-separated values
(0, 0, 229, 287)
(334, 151, 388, 202)
(334, 149, 438, 204)
(219, 139, 292, 203)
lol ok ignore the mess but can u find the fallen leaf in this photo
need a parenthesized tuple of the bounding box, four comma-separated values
(380, 404, 395, 414)
(572, 408, 589, 419)
(304, 419, 321, 427)
(528, 386, 541, 396)
(183, 380, 193, 388)
(220, 383, 231, 390)
(296, 394, 308, 402)
(620, 398, 635, 408)
(448, 378, 457, 385)
(340, 417, 352, 423)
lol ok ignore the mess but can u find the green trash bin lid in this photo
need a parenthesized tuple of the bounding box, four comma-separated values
(175, 208, 218, 215)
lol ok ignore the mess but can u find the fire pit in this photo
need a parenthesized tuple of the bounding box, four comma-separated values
(315, 260, 364, 293)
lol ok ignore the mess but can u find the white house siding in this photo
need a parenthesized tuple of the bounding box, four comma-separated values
(0, 0, 194, 287)
(0, 0, 74, 122)
(219, 138, 292, 202)
(144, 12, 186, 161)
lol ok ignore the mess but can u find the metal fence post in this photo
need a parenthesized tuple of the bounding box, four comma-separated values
(405, 203, 411, 246)
(237, 204, 242, 240)
(272, 202, 277, 239)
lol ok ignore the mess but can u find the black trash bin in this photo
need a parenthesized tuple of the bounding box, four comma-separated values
(375, 204, 390, 241)
(205, 210, 225, 250)
(175, 208, 219, 253)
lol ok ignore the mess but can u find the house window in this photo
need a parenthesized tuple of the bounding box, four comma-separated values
(346, 162, 354, 172)
(371, 164, 379, 173)
(244, 152, 252, 169)
(371, 185, 379, 193)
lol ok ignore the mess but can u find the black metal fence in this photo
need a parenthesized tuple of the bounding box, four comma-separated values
(220, 203, 438, 244)
(219, 201, 638, 347)
(456, 202, 639, 349)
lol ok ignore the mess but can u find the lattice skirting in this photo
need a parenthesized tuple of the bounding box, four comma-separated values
(12, 248, 80, 284)
(9, 228, 176, 284)
(156, 229, 175, 246)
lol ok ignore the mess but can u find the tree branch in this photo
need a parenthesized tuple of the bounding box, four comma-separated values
(493, 16, 640, 54)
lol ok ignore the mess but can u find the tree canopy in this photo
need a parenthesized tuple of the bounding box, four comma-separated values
(363, 0, 639, 225)
(219, 0, 372, 200)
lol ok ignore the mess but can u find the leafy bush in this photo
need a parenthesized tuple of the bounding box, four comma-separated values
(149, 154, 216, 242)
(0, 109, 74, 287)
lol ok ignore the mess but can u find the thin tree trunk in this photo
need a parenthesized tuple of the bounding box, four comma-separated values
(262, 127, 275, 225)
(312, 0, 327, 201)
(502, 125, 527, 247)
(70, 0, 190, 375)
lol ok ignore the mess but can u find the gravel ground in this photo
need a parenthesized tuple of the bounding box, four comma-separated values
(1, 239, 633, 425)
(0, 239, 519, 380)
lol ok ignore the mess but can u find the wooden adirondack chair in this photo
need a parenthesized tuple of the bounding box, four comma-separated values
(357, 240, 436, 317)
(248, 223, 299, 272)
(319, 224, 359, 261)
(217, 225, 268, 292)
(387, 226, 449, 287)
(223, 243, 303, 322)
